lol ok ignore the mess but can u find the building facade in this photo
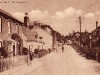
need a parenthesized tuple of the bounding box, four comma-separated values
(0, 9, 62, 57)
(0, 9, 23, 57)
(22, 14, 53, 52)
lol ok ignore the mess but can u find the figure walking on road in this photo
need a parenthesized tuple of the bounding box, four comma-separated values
(27, 51, 33, 65)
(29, 51, 33, 64)
(62, 45, 64, 52)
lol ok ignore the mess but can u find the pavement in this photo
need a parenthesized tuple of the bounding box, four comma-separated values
(0, 52, 55, 75)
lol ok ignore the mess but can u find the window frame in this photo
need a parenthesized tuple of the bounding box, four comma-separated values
(7, 20, 11, 34)
(16, 23, 19, 34)
(0, 41, 2, 47)
(0, 17, 2, 32)
(29, 45, 33, 51)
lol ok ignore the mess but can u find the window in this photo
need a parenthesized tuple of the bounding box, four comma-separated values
(35, 35, 38, 38)
(95, 32, 96, 35)
(0, 42, 2, 47)
(8, 21, 11, 34)
(99, 31, 100, 35)
(39, 36, 43, 39)
(29, 45, 33, 51)
(0, 17, 2, 32)
(16, 24, 19, 33)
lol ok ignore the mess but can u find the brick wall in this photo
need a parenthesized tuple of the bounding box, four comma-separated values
(0, 14, 23, 56)
(0, 15, 22, 40)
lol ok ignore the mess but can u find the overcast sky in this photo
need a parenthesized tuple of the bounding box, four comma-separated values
(0, 0, 100, 35)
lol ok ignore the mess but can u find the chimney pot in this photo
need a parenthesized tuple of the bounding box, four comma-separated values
(96, 21, 98, 29)
(24, 13, 29, 27)
(25, 13, 28, 16)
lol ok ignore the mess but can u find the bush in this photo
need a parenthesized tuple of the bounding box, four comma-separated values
(48, 48, 51, 53)
(34, 49, 39, 54)
(23, 47, 29, 55)
(0, 47, 8, 58)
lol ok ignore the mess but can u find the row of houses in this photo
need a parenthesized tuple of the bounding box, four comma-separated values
(0, 8, 63, 57)
(67, 21, 100, 61)
(70, 21, 100, 48)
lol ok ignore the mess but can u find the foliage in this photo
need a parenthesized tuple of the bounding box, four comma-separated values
(0, 47, 8, 58)
(22, 47, 29, 55)
(11, 33, 21, 42)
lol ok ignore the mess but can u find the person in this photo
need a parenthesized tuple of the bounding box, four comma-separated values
(48, 48, 51, 53)
(27, 51, 33, 65)
(29, 51, 33, 61)
(62, 45, 64, 52)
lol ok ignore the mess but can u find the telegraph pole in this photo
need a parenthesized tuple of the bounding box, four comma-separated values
(79, 16, 82, 49)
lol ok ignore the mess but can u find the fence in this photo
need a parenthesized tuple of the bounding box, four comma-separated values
(0, 55, 28, 72)
(0, 49, 52, 73)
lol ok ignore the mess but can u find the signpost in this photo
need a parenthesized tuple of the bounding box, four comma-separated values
(79, 16, 82, 50)
(89, 34, 92, 50)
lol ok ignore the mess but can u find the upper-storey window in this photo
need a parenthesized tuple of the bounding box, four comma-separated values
(0, 17, 2, 32)
(99, 31, 100, 35)
(0, 41, 2, 47)
(16, 24, 19, 33)
(8, 20, 11, 34)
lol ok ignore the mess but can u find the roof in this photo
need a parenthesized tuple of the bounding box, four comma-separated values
(73, 32, 80, 36)
(0, 8, 23, 24)
(7, 37, 16, 42)
(92, 26, 100, 33)
(22, 27, 38, 41)
(41, 24, 52, 30)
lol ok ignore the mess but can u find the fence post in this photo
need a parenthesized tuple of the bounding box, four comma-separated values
(0, 53, 1, 72)
(96, 50, 100, 62)
(0, 56, 3, 72)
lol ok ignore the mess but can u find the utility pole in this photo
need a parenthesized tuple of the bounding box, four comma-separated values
(79, 16, 82, 49)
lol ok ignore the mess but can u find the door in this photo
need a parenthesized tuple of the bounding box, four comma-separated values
(13, 45, 15, 56)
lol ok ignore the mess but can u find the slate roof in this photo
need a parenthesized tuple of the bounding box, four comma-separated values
(0, 8, 23, 24)
(41, 24, 52, 30)
(22, 27, 38, 41)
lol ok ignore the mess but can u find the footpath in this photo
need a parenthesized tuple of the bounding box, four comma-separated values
(0, 52, 55, 75)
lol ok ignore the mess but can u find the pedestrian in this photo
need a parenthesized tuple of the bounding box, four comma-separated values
(27, 51, 33, 65)
(29, 51, 33, 61)
(27, 52, 30, 65)
(55, 46, 58, 52)
(62, 45, 64, 52)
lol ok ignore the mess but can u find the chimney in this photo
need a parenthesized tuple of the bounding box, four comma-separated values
(96, 21, 98, 29)
(85, 29, 87, 32)
(73, 30, 75, 33)
(24, 13, 29, 27)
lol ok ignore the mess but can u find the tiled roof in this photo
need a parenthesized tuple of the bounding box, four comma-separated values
(22, 27, 38, 41)
(0, 8, 23, 24)
(41, 24, 52, 30)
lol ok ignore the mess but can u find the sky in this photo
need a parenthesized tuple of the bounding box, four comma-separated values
(0, 0, 100, 35)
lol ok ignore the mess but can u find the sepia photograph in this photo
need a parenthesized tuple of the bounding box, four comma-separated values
(0, 0, 100, 75)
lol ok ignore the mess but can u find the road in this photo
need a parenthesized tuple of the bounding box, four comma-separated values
(26, 45, 100, 75)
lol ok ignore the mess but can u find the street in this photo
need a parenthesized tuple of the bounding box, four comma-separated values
(25, 45, 100, 75)
(1, 1, 100, 75)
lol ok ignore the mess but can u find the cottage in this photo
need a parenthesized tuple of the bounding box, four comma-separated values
(72, 32, 80, 46)
(22, 14, 53, 51)
(22, 26, 40, 52)
(35, 26, 52, 50)
(22, 24, 53, 51)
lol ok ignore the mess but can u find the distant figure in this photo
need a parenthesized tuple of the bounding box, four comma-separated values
(48, 48, 51, 53)
(27, 51, 33, 65)
(55, 47, 58, 52)
(29, 51, 33, 61)
(62, 45, 64, 52)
